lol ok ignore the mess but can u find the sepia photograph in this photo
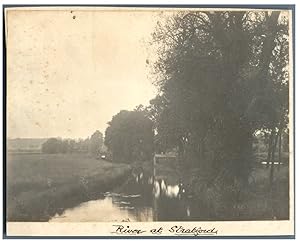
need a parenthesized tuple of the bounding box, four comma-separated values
(3, 5, 294, 237)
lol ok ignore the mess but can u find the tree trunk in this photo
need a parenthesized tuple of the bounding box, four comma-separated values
(278, 130, 282, 171)
(178, 138, 184, 162)
(215, 121, 253, 185)
(269, 130, 279, 188)
(267, 129, 275, 165)
(201, 137, 206, 159)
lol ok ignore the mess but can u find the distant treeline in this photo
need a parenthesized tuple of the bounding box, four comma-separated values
(7, 138, 48, 152)
(42, 130, 103, 155)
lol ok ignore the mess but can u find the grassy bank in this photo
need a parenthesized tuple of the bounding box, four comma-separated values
(7, 153, 131, 221)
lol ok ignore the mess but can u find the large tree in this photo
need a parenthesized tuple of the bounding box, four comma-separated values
(105, 109, 154, 163)
(149, 10, 289, 184)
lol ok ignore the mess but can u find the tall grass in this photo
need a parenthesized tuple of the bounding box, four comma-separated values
(7, 153, 131, 221)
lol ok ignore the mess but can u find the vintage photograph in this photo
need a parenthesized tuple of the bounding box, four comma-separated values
(4, 6, 294, 237)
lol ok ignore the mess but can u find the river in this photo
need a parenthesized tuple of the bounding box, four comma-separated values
(50, 169, 211, 222)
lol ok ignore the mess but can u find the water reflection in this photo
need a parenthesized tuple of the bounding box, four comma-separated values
(261, 161, 283, 165)
(153, 179, 180, 198)
(50, 170, 206, 222)
(51, 196, 153, 222)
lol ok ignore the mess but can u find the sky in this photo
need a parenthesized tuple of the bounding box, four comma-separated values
(6, 9, 159, 139)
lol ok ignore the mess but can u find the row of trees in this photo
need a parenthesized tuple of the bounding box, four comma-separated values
(103, 11, 289, 188)
(145, 10, 289, 185)
(42, 130, 103, 155)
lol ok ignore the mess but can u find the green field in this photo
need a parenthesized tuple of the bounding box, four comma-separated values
(7, 153, 131, 221)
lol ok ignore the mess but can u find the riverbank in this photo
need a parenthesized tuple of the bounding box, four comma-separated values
(132, 158, 290, 220)
(7, 153, 131, 221)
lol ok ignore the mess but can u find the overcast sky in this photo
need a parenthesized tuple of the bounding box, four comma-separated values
(7, 9, 158, 139)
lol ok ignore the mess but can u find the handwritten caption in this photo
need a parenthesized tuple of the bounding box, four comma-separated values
(111, 224, 218, 236)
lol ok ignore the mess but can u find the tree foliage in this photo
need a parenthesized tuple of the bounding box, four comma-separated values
(105, 109, 154, 163)
(88, 130, 104, 156)
(149, 10, 289, 183)
(41, 138, 63, 154)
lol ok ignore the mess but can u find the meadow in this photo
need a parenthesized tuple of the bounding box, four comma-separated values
(6, 153, 131, 221)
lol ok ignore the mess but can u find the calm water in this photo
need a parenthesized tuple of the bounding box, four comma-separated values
(50, 170, 212, 222)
